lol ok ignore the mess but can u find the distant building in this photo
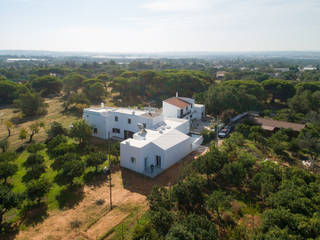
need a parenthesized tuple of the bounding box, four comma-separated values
(273, 68, 290, 72)
(216, 71, 226, 80)
(302, 66, 317, 71)
(83, 94, 204, 177)
(254, 117, 305, 132)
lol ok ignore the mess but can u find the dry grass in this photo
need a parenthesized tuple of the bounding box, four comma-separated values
(0, 97, 78, 150)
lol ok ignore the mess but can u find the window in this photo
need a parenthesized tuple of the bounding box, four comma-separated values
(143, 123, 146, 128)
(112, 128, 120, 134)
(191, 104, 193, 108)
(131, 157, 136, 164)
(93, 128, 98, 134)
(180, 109, 183, 117)
(156, 155, 161, 167)
(128, 118, 131, 124)
(115, 116, 118, 122)
(186, 106, 188, 110)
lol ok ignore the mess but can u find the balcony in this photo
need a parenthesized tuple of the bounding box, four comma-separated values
(180, 110, 192, 118)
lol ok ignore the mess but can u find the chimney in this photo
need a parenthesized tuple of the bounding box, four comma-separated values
(101, 102, 104, 108)
(176, 91, 178, 97)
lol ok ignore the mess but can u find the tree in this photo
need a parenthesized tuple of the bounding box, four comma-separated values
(55, 159, 86, 186)
(0, 80, 24, 104)
(26, 142, 46, 153)
(0, 184, 19, 230)
(204, 84, 261, 116)
(181, 214, 218, 240)
(150, 207, 174, 237)
(27, 122, 45, 143)
(221, 151, 255, 187)
(166, 224, 194, 240)
(0, 152, 17, 183)
(51, 153, 80, 171)
(85, 152, 105, 172)
(19, 128, 28, 141)
(84, 82, 105, 103)
(26, 178, 51, 204)
(14, 92, 48, 117)
(0, 139, 9, 153)
(0, 160, 18, 184)
(46, 121, 68, 140)
(63, 73, 85, 95)
(69, 120, 92, 146)
(31, 75, 63, 96)
(23, 153, 45, 168)
(172, 176, 205, 213)
(96, 73, 111, 87)
(298, 126, 320, 169)
(23, 163, 46, 182)
(4, 121, 13, 138)
(194, 145, 228, 181)
(262, 79, 295, 103)
(206, 190, 231, 223)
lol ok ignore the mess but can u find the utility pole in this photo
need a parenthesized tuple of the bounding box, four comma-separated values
(108, 132, 112, 210)
(216, 115, 219, 146)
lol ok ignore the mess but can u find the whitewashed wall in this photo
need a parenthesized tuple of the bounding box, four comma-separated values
(163, 137, 192, 169)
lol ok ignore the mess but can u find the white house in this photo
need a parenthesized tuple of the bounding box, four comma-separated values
(83, 95, 204, 177)
(162, 92, 205, 120)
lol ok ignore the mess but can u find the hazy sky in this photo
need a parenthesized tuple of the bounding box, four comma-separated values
(1, 0, 320, 52)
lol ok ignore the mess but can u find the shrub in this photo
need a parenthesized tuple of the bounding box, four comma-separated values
(132, 218, 159, 240)
(26, 143, 46, 153)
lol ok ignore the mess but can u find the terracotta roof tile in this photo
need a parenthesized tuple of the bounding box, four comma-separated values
(164, 97, 190, 109)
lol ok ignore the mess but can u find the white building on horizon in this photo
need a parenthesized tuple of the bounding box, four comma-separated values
(83, 94, 204, 177)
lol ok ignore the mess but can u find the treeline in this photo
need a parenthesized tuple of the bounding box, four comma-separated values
(198, 79, 320, 123)
(111, 70, 212, 103)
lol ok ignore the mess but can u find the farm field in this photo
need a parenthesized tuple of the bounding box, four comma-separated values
(14, 149, 206, 240)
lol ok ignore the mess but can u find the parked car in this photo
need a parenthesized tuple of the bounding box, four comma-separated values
(218, 125, 232, 138)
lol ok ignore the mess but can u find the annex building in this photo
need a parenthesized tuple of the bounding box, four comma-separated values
(83, 94, 205, 177)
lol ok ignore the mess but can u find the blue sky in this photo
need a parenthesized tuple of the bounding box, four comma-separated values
(1, 0, 320, 52)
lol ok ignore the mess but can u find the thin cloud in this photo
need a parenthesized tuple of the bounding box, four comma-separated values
(141, 0, 213, 12)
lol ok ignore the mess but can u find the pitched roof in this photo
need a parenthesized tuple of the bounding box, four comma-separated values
(254, 117, 305, 132)
(164, 97, 190, 109)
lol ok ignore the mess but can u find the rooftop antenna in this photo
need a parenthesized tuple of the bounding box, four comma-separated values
(137, 123, 147, 134)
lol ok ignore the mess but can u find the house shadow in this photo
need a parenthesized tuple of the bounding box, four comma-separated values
(121, 151, 201, 196)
